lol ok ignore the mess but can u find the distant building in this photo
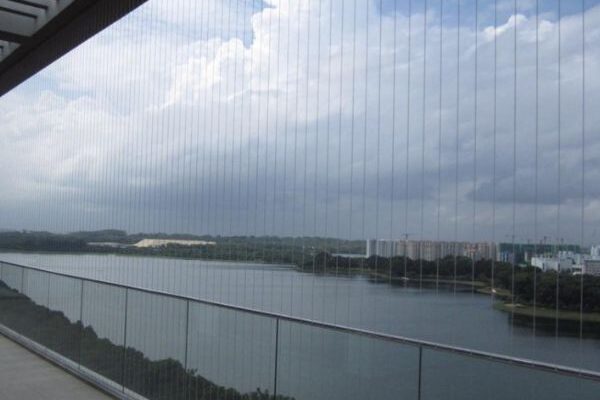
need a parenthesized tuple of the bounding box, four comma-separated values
(366, 239, 496, 261)
(366, 239, 396, 258)
(134, 239, 216, 248)
(557, 251, 585, 265)
(590, 245, 600, 260)
(497, 243, 581, 265)
(464, 242, 496, 261)
(420, 241, 439, 261)
(87, 242, 130, 249)
(531, 257, 573, 272)
(497, 251, 515, 264)
(583, 259, 600, 276)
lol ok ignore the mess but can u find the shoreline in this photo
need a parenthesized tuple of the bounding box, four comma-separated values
(494, 302, 600, 324)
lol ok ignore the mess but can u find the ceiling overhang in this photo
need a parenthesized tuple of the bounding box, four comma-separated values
(0, 0, 148, 97)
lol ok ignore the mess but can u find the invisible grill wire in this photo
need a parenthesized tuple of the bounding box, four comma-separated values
(0, 0, 596, 398)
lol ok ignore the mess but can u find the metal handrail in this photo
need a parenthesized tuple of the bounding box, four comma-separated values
(1, 259, 600, 383)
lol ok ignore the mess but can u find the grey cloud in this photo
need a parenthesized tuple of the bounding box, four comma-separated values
(0, 0, 599, 245)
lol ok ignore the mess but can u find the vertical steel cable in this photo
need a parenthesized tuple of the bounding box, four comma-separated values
(334, 0, 346, 326)
(436, 0, 444, 291)
(325, 0, 333, 281)
(252, 0, 263, 297)
(301, 0, 313, 320)
(206, 1, 220, 396)
(359, 0, 371, 329)
(235, 0, 248, 269)
(228, 0, 238, 265)
(472, 0, 478, 295)
(420, 0, 427, 290)
(290, 0, 302, 316)
(271, 0, 284, 313)
(147, 0, 162, 285)
(361, 0, 370, 284)
(206, 0, 218, 262)
(533, 0, 539, 346)
(404, 0, 412, 281)
(348, 0, 359, 325)
(197, 0, 210, 313)
(374, 0, 383, 294)
(186, 0, 198, 285)
(280, 0, 291, 314)
(233, 1, 246, 391)
(579, 0, 586, 376)
(223, 1, 236, 390)
(453, 0, 460, 297)
(244, 0, 255, 274)
(198, 0, 211, 274)
(133, 4, 148, 289)
(556, 0, 562, 344)
(164, 0, 184, 390)
(491, 0, 498, 296)
(388, 0, 398, 288)
(257, 0, 273, 309)
(233, 0, 246, 314)
(510, 0, 518, 347)
(215, 0, 227, 303)
(311, 0, 323, 321)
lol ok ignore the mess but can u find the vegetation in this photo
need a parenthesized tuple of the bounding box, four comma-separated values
(0, 282, 291, 400)
(0, 230, 364, 263)
(493, 303, 600, 324)
(306, 253, 600, 314)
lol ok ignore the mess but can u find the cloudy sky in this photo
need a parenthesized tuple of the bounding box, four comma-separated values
(0, 0, 598, 245)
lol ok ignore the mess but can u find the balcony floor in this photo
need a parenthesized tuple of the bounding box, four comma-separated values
(0, 334, 112, 400)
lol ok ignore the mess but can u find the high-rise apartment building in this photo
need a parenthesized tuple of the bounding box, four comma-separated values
(366, 239, 496, 261)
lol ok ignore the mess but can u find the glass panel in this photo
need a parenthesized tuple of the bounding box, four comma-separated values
(80, 280, 126, 389)
(16, 269, 50, 341)
(0, 264, 29, 335)
(186, 302, 276, 399)
(276, 320, 419, 400)
(22, 269, 49, 307)
(421, 348, 600, 400)
(124, 289, 188, 400)
(0, 263, 23, 292)
(45, 274, 82, 362)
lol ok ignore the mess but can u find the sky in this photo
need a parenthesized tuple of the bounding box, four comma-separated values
(0, 0, 598, 245)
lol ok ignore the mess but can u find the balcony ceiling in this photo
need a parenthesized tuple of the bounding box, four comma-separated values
(0, 0, 148, 97)
(0, 0, 75, 61)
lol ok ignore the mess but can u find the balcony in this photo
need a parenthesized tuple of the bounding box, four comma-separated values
(1, 0, 599, 398)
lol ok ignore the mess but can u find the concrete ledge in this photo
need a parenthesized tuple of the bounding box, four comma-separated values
(0, 324, 138, 400)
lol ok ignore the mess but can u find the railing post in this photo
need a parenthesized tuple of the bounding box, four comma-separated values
(417, 345, 423, 400)
(121, 287, 129, 393)
(46, 272, 51, 308)
(78, 280, 84, 369)
(20, 265, 24, 293)
(184, 299, 190, 400)
(273, 317, 280, 400)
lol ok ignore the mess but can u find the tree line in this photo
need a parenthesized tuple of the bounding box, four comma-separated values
(305, 253, 600, 313)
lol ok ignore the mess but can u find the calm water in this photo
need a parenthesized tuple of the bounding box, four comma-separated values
(1, 252, 599, 399)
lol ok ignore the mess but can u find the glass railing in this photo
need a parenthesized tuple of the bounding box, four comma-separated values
(1, 260, 599, 400)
